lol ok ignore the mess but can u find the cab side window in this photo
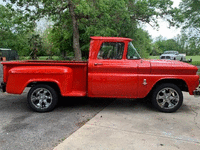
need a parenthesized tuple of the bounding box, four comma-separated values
(97, 42, 124, 60)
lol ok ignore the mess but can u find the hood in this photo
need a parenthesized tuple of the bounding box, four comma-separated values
(148, 59, 198, 75)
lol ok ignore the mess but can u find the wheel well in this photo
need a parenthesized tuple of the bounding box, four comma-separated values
(150, 79, 188, 95)
(27, 82, 61, 95)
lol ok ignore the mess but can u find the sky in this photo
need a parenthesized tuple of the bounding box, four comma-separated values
(0, 0, 182, 40)
(144, 0, 182, 39)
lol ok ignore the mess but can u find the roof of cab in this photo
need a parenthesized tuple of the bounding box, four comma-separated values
(90, 36, 132, 41)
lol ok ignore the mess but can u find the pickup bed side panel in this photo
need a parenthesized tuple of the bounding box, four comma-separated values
(6, 66, 73, 94)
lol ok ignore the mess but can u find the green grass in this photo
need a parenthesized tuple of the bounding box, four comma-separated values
(185, 56, 200, 61)
(149, 55, 200, 61)
(149, 56, 160, 59)
(185, 56, 200, 66)
(190, 61, 200, 66)
(19, 55, 200, 66)
(149, 56, 200, 66)
(149, 55, 200, 66)
(38, 56, 60, 60)
(19, 56, 60, 60)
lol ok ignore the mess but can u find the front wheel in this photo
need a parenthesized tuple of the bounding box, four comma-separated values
(151, 83, 183, 113)
(27, 84, 58, 112)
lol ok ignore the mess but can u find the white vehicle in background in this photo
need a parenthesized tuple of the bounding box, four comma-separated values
(160, 51, 191, 62)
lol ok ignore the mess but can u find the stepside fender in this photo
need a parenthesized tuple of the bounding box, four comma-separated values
(6, 66, 73, 94)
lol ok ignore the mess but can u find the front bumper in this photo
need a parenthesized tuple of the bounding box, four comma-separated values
(0, 82, 6, 92)
(194, 81, 200, 97)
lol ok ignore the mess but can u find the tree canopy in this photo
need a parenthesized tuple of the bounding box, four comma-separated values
(2, 0, 199, 59)
(4, 0, 178, 60)
(178, 0, 200, 34)
(0, 4, 31, 53)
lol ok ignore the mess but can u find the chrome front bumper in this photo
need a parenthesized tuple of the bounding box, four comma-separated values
(194, 81, 200, 97)
(194, 89, 200, 97)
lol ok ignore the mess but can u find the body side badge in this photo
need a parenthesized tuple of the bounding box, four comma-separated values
(143, 79, 147, 86)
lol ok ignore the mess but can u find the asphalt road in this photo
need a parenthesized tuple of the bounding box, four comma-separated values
(0, 64, 114, 150)
(0, 90, 114, 150)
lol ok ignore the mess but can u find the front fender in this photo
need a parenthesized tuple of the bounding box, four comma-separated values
(137, 75, 199, 98)
(6, 66, 73, 94)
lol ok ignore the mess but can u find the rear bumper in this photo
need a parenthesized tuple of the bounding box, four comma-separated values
(0, 82, 6, 92)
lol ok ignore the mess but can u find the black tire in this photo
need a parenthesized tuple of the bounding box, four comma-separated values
(27, 84, 58, 112)
(151, 83, 183, 113)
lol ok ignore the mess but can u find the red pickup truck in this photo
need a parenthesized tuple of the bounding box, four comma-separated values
(1, 37, 200, 113)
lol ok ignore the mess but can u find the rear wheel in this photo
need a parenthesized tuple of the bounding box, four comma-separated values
(151, 83, 183, 113)
(27, 84, 58, 112)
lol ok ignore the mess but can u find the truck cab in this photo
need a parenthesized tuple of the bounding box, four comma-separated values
(88, 37, 142, 98)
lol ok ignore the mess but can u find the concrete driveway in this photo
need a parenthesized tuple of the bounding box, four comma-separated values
(55, 92, 200, 150)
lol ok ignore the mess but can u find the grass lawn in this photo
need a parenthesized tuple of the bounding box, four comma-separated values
(19, 56, 60, 60)
(38, 56, 60, 60)
(149, 55, 200, 66)
(149, 55, 200, 60)
(19, 55, 200, 65)
(185, 56, 200, 61)
(149, 56, 160, 59)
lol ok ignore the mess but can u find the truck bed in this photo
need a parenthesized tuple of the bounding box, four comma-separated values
(1, 60, 88, 96)
(2, 60, 88, 65)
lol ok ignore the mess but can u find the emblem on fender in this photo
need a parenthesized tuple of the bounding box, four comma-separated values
(143, 79, 147, 85)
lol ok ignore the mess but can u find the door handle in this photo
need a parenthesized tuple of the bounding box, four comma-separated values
(94, 63, 103, 66)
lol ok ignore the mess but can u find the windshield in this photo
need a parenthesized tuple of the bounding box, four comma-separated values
(127, 42, 141, 59)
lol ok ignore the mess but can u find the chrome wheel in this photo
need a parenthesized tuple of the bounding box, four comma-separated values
(151, 83, 183, 113)
(28, 84, 58, 112)
(156, 88, 179, 109)
(31, 88, 53, 110)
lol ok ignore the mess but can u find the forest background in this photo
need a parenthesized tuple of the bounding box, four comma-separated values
(0, 0, 200, 64)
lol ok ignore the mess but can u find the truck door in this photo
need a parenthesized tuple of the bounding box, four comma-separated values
(88, 41, 139, 98)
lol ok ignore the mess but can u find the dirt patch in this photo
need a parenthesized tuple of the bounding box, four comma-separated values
(75, 120, 89, 127)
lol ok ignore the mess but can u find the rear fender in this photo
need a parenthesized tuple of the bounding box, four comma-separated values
(6, 66, 73, 95)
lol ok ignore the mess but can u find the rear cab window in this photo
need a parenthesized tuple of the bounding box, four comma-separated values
(97, 42, 124, 60)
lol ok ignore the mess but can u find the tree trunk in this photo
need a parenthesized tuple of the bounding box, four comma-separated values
(68, 0, 82, 61)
